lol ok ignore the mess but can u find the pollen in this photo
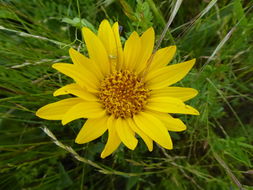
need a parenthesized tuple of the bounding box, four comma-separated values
(99, 70, 150, 118)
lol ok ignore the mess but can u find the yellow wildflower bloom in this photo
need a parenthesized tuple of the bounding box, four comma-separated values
(36, 20, 199, 158)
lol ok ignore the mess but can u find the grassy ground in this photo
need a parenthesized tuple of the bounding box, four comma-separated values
(0, 0, 253, 189)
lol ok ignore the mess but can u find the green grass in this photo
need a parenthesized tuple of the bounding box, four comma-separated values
(0, 0, 253, 189)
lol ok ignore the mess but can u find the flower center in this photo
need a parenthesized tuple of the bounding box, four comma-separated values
(99, 70, 150, 118)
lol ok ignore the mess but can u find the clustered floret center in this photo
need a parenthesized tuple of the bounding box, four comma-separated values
(99, 70, 150, 118)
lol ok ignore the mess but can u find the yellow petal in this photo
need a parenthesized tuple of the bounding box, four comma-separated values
(151, 87, 198, 102)
(145, 59, 196, 89)
(69, 48, 103, 80)
(127, 118, 153, 151)
(61, 101, 106, 125)
(123, 31, 141, 70)
(133, 112, 173, 149)
(98, 20, 118, 69)
(149, 46, 176, 70)
(52, 63, 81, 83)
(146, 97, 200, 115)
(101, 116, 121, 158)
(82, 27, 110, 75)
(75, 116, 108, 144)
(149, 111, 187, 132)
(112, 22, 124, 70)
(115, 118, 138, 150)
(98, 20, 115, 53)
(135, 27, 155, 73)
(52, 63, 99, 92)
(36, 98, 82, 120)
(69, 47, 88, 67)
(53, 83, 98, 101)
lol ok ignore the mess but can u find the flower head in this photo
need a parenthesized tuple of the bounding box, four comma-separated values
(36, 20, 199, 158)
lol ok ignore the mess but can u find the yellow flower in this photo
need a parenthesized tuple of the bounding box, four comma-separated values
(36, 20, 199, 158)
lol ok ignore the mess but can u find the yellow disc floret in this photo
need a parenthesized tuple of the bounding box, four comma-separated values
(99, 70, 150, 118)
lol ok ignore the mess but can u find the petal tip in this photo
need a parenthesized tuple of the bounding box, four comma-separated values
(69, 47, 75, 53)
(180, 125, 187, 131)
(193, 89, 199, 98)
(194, 88, 199, 94)
(51, 63, 58, 69)
(53, 89, 63, 96)
(61, 118, 68, 126)
(146, 27, 154, 33)
(35, 109, 41, 118)
(131, 31, 140, 38)
(35, 106, 47, 118)
(128, 140, 138, 150)
(191, 58, 196, 65)
(148, 146, 153, 152)
(52, 63, 67, 70)
(170, 45, 177, 52)
(53, 91, 58, 97)
(164, 140, 173, 150)
(191, 106, 200, 115)
(101, 19, 110, 25)
(100, 152, 108, 159)
(113, 21, 119, 26)
(75, 137, 83, 144)
(82, 27, 92, 36)
(192, 107, 200, 115)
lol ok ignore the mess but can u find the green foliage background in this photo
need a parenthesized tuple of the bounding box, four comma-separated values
(0, 0, 253, 189)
